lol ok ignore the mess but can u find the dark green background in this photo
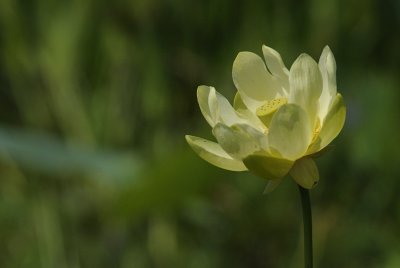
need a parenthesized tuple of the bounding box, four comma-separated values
(0, 0, 399, 267)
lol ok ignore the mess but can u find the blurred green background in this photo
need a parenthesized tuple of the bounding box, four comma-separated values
(0, 0, 399, 267)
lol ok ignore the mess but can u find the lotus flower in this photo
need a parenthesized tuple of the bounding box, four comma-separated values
(186, 45, 346, 191)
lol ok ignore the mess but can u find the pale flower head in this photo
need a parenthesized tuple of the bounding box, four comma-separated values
(186, 45, 346, 190)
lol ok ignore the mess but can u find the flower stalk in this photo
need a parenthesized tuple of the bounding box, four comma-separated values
(298, 185, 313, 268)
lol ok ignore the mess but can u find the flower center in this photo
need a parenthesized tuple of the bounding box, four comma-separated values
(256, 98, 287, 126)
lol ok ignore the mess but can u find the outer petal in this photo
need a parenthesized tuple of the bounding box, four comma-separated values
(289, 157, 319, 189)
(212, 123, 268, 160)
(197, 85, 215, 126)
(232, 52, 282, 112)
(263, 177, 284, 194)
(262, 45, 290, 95)
(268, 104, 312, 160)
(318, 46, 337, 120)
(185, 135, 247, 171)
(318, 93, 346, 150)
(289, 54, 323, 129)
(243, 154, 293, 180)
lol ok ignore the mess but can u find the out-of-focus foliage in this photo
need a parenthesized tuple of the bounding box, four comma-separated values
(0, 0, 399, 267)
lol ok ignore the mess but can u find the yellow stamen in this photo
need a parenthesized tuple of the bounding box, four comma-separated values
(256, 98, 287, 126)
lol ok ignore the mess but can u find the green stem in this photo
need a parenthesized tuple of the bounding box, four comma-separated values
(298, 185, 313, 268)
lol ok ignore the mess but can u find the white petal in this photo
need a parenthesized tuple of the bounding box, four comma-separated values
(268, 104, 312, 160)
(197, 85, 215, 127)
(185, 135, 247, 171)
(289, 157, 319, 189)
(232, 52, 282, 112)
(212, 123, 267, 159)
(289, 54, 323, 129)
(318, 93, 346, 150)
(262, 45, 290, 95)
(318, 46, 337, 120)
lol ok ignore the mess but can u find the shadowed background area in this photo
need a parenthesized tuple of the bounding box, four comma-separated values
(0, 0, 399, 267)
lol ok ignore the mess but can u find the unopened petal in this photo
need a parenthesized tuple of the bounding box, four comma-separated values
(185, 135, 247, 171)
(289, 54, 323, 128)
(232, 52, 281, 112)
(243, 154, 293, 180)
(268, 104, 312, 160)
(289, 157, 319, 189)
(318, 93, 346, 150)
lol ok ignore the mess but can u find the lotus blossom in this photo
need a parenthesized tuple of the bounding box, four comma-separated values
(186, 45, 346, 191)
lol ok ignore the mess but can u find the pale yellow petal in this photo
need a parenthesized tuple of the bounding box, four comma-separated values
(263, 177, 284, 194)
(212, 123, 267, 159)
(185, 135, 247, 171)
(262, 45, 290, 95)
(289, 157, 319, 189)
(243, 154, 293, 180)
(232, 52, 282, 112)
(233, 92, 247, 110)
(318, 46, 337, 120)
(197, 85, 215, 126)
(268, 104, 312, 160)
(207, 87, 243, 126)
(233, 92, 267, 131)
(236, 108, 268, 133)
(318, 93, 346, 150)
(289, 54, 323, 128)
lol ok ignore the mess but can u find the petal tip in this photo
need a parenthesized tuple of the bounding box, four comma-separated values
(197, 85, 210, 94)
(289, 158, 320, 189)
(323, 45, 331, 52)
(291, 53, 315, 69)
(261, 44, 272, 52)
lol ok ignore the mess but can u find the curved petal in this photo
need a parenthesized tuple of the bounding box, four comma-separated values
(208, 87, 244, 126)
(212, 123, 267, 159)
(233, 92, 247, 110)
(205, 88, 266, 132)
(263, 177, 284, 194)
(232, 52, 281, 112)
(197, 85, 215, 126)
(318, 46, 337, 120)
(243, 154, 293, 180)
(289, 157, 319, 189)
(268, 104, 312, 160)
(289, 54, 323, 129)
(318, 93, 346, 150)
(236, 108, 268, 133)
(185, 135, 247, 171)
(262, 45, 290, 95)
